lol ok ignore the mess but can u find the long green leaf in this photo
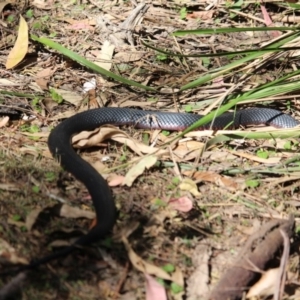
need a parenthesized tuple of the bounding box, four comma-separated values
(168, 80, 300, 143)
(142, 41, 300, 58)
(180, 31, 300, 90)
(173, 26, 300, 36)
(30, 35, 156, 92)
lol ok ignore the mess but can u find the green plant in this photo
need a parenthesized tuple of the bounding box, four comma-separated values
(152, 198, 167, 208)
(7, 15, 15, 23)
(184, 104, 193, 113)
(45, 172, 56, 182)
(120, 153, 127, 162)
(179, 7, 188, 20)
(246, 179, 260, 188)
(171, 282, 184, 294)
(20, 124, 40, 133)
(32, 22, 42, 30)
(32, 97, 42, 113)
(172, 177, 180, 185)
(32, 186, 40, 193)
(162, 263, 175, 273)
(256, 149, 269, 159)
(26, 9, 34, 18)
(202, 57, 210, 68)
(12, 214, 21, 221)
(156, 53, 168, 61)
(49, 88, 63, 104)
(162, 130, 170, 136)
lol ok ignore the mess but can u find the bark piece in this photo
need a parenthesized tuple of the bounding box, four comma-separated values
(210, 216, 294, 300)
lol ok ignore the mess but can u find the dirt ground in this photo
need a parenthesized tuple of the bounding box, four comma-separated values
(1, 0, 300, 299)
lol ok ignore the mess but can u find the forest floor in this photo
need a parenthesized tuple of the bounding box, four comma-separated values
(1, 0, 300, 299)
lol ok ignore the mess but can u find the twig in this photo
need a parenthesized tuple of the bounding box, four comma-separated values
(274, 229, 290, 300)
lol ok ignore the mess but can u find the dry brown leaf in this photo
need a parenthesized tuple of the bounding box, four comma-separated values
(49, 87, 82, 106)
(6, 15, 28, 69)
(123, 155, 157, 187)
(66, 19, 95, 31)
(229, 149, 281, 164)
(0, 238, 29, 265)
(95, 40, 115, 71)
(171, 140, 205, 160)
(187, 10, 215, 20)
(114, 51, 145, 62)
(191, 171, 242, 190)
(72, 125, 203, 160)
(25, 208, 43, 231)
(35, 67, 56, 90)
(108, 175, 125, 187)
(48, 240, 73, 248)
(73, 127, 160, 156)
(0, 78, 20, 86)
(60, 204, 95, 219)
(119, 100, 154, 108)
(63, 18, 96, 26)
(87, 160, 108, 176)
(32, 0, 54, 10)
(122, 235, 183, 285)
(0, 183, 19, 191)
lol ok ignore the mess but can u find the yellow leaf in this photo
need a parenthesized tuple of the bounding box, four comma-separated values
(179, 178, 201, 197)
(6, 15, 28, 69)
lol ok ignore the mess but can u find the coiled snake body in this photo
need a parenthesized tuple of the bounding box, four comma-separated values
(20, 107, 300, 269)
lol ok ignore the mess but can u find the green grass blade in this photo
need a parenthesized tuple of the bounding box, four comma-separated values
(142, 41, 300, 58)
(0, 90, 39, 98)
(206, 130, 300, 149)
(30, 35, 156, 92)
(173, 26, 300, 36)
(180, 32, 300, 90)
(169, 80, 300, 143)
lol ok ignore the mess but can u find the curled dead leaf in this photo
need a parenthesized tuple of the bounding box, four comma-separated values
(60, 204, 95, 219)
(123, 155, 157, 187)
(25, 208, 43, 231)
(73, 127, 159, 156)
(35, 67, 56, 90)
(0, 238, 29, 265)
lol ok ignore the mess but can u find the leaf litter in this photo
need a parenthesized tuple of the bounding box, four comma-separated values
(0, 0, 300, 299)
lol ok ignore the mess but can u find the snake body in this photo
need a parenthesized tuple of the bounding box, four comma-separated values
(20, 107, 300, 269)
